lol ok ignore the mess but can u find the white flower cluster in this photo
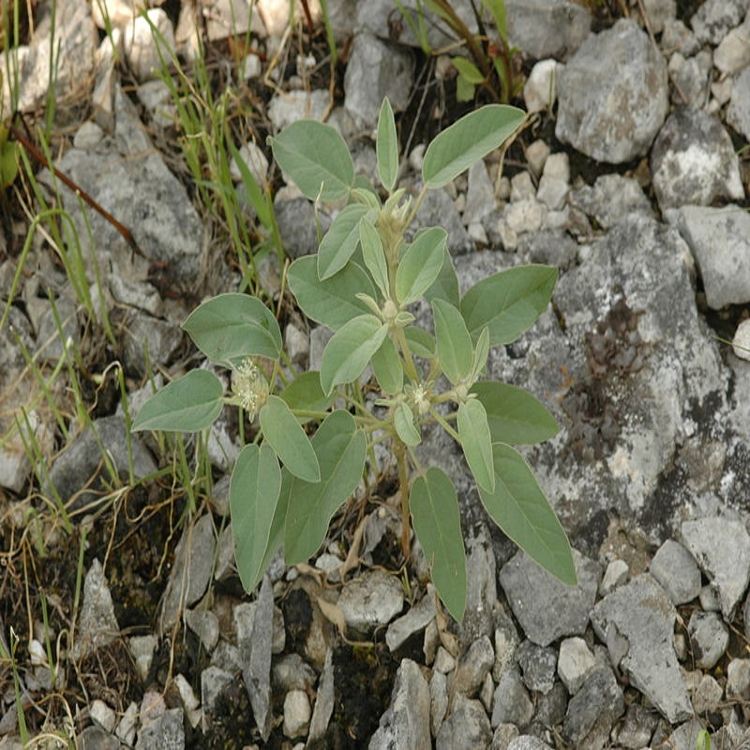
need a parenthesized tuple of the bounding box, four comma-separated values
(231, 358, 269, 419)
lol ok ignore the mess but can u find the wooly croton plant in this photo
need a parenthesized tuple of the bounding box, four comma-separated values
(132, 99, 577, 621)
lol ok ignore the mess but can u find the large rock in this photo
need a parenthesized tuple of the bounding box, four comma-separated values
(590, 574, 692, 723)
(506, 0, 591, 60)
(651, 107, 744, 211)
(667, 204, 750, 309)
(556, 19, 668, 163)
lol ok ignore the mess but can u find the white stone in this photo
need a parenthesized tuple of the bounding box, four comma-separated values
(537, 176, 568, 210)
(557, 637, 597, 695)
(129, 635, 158, 681)
(733, 319, 750, 360)
(73, 121, 104, 150)
(714, 22, 750, 74)
(174, 673, 200, 712)
(525, 139, 550, 178)
(600, 559, 629, 596)
(510, 171, 536, 202)
(242, 53, 263, 80)
(542, 152, 570, 182)
(504, 199, 545, 235)
(92, 0, 136, 30)
(122, 9, 175, 82)
(434, 646, 456, 674)
(523, 59, 559, 113)
(115, 702, 138, 745)
(231, 141, 270, 186)
(283, 689, 311, 739)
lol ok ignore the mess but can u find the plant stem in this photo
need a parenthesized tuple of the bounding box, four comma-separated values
(395, 438, 412, 558)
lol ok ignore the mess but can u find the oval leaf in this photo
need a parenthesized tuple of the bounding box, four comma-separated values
(460, 265, 557, 346)
(183, 293, 282, 366)
(287, 257, 377, 331)
(279, 371, 333, 415)
(471, 381, 559, 445)
(230, 443, 282, 593)
(422, 104, 525, 188)
(320, 314, 388, 395)
(478, 442, 577, 586)
(377, 98, 399, 192)
(432, 298, 473, 385)
(423, 247, 460, 308)
(359, 219, 390, 300)
(284, 410, 367, 564)
(318, 203, 369, 280)
(452, 56, 484, 84)
(132, 370, 223, 432)
(394, 402, 421, 446)
(411, 468, 467, 622)
(259, 395, 321, 482)
(457, 399, 495, 493)
(269, 120, 354, 201)
(396, 227, 447, 305)
(404, 326, 436, 358)
(470, 327, 490, 382)
(371, 336, 403, 395)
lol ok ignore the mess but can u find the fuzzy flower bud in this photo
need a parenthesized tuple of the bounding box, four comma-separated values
(231, 358, 269, 419)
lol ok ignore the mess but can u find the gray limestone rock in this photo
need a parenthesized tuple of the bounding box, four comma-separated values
(516, 640, 557, 695)
(507, 737, 553, 750)
(78, 726, 120, 750)
(461, 524, 498, 643)
(119, 309, 184, 378)
(668, 204, 750, 309)
(727, 658, 750, 700)
(463, 160, 497, 227)
(436, 695, 492, 750)
(40, 86, 203, 285)
(728, 65, 750, 141)
(714, 18, 750, 73)
(283, 689, 311, 739)
(135, 707, 184, 750)
(491, 668, 534, 729)
(506, 0, 592, 60)
(499, 550, 600, 647)
(590, 574, 692, 723)
(557, 637, 597, 695)
(344, 33, 414, 129)
(651, 107, 744, 211)
(688, 611, 729, 669)
(668, 50, 712, 107)
(200, 666, 234, 730)
(308, 648, 335, 743)
(690, 0, 750, 44)
(569, 173, 652, 231)
(452, 636, 495, 698)
(556, 19, 668, 164)
(412, 186, 474, 255)
(160, 514, 216, 632)
(562, 666, 624, 748)
(338, 569, 404, 632)
(649, 539, 702, 605)
(613, 702, 659, 749)
(184, 609, 220, 653)
(267, 89, 329, 131)
(386, 590, 436, 652)
(681, 517, 750, 619)
(430, 669, 449, 736)
(48, 415, 157, 511)
(70, 559, 120, 661)
(272, 653, 317, 693)
(236, 577, 274, 740)
(369, 659, 431, 750)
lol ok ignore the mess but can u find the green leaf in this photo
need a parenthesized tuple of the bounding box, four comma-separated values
(259, 396, 321, 482)
(227, 139, 273, 228)
(478, 442, 577, 586)
(432, 299, 473, 385)
(287, 257, 376, 331)
(230, 443, 282, 593)
(377, 98, 399, 192)
(359, 219, 390, 300)
(183, 293, 282, 366)
(396, 227, 447, 305)
(456, 75, 476, 103)
(269, 120, 354, 201)
(410, 468, 467, 622)
(423, 247, 460, 308)
(371, 336, 403, 394)
(132, 370, 223, 432)
(452, 56, 484, 84)
(470, 327, 490, 382)
(471, 381, 559, 445)
(457, 399, 495, 493)
(482, 0, 507, 41)
(422, 104, 525, 188)
(404, 326, 435, 359)
(284, 410, 366, 564)
(318, 203, 369, 280)
(279, 371, 333, 415)
(320, 314, 388, 394)
(394, 402, 421, 446)
(460, 265, 557, 346)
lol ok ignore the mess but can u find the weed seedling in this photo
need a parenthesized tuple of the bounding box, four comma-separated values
(133, 99, 576, 621)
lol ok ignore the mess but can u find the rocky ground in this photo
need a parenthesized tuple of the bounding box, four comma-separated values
(1, 0, 750, 748)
